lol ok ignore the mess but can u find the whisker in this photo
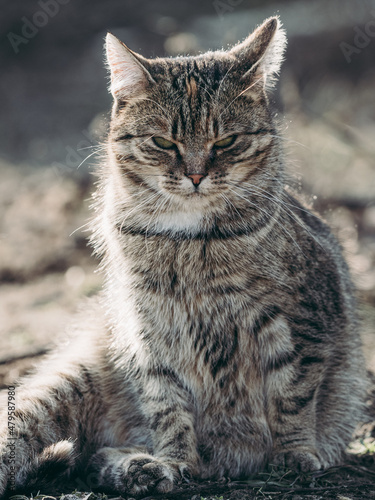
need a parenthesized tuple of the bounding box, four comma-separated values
(141, 174, 167, 177)
(77, 145, 105, 152)
(141, 98, 170, 120)
(138, 134, 156, 147)
(217, 61, 236, 97)
(144, 192, 172, 253)
(76, 150, 100, 169)
(245, 183, 318, 219)
(218, 77, 263, 120)
(269, 134, 310, 150)
(117, 191, 160, 233)
(220, 192, 247, 232)
(70, 221, 91, 237)
(229, 181, 325, 253)
(197, 83, 214, 101)
(228, 186, 305, 256)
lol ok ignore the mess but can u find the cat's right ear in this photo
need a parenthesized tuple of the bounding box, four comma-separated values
(105, 33, 155, 101)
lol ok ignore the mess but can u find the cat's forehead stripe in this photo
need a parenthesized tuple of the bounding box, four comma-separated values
(186, 77, 197, 100)
(163, 56, 226, 93)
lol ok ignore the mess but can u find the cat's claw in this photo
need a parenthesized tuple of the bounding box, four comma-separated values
(178, 464, 192, 483)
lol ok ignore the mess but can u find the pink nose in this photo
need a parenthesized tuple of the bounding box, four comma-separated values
(186, 174, 205, 186)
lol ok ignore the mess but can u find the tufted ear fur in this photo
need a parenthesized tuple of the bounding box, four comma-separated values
(229, 16, 287, 92)
(105, 33, 155, 101)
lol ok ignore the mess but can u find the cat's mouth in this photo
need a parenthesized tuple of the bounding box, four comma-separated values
(166, 186, 227, 203)
(171, 187, 215, 200)
(159, 173, 230, 203)
(187, 188, 204, 196)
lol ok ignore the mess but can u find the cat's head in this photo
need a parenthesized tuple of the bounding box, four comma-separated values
(104, 17, 286, 235)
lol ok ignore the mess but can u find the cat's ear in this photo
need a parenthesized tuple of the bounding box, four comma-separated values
(229, 17, 286, 91)
(105, 33, 155, 101)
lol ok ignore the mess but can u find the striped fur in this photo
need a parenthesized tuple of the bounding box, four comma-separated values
(0, 17, 367, 498)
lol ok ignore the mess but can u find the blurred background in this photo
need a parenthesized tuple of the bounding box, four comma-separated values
(1, 0, 374, 385)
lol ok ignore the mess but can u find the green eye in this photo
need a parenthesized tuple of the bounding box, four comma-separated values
(152, 137, 175, 149)
(214, 136, 236, 148)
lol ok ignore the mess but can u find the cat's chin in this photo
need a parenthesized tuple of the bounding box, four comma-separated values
(150, 208, 205, 235)
(145, 190, 225, 235)
(164, 188, 223, 207)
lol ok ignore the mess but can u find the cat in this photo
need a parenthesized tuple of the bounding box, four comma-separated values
(0, 16, 368, 498)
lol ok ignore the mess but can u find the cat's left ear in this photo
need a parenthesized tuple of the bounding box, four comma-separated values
(105, 33, 155, 101)
(229, 16, 287, 91)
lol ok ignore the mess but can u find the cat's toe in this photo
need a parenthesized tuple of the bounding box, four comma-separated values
(272, 449, 322, 472)
(155, 476, 174, 493)
(142, 460, 174, 491)
(122, 455, 174, 495)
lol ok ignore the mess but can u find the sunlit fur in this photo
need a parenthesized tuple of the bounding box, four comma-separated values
(0, 17, 367, 498)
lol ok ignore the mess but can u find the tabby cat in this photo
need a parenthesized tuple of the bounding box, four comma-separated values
(0, 17, 367, 498)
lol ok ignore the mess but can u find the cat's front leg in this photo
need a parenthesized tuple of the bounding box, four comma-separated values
(138, 364, 198, 486)
(144, 368, 198, 470)
(89, 363, 198, 496)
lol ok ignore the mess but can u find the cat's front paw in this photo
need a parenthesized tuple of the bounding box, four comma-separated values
(271, 449, 322, 472)
(120, 454, 188, 496)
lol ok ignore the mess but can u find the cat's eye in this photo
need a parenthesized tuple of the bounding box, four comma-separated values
(152, 137, 175, 149)
(214, 136, 236, 148)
